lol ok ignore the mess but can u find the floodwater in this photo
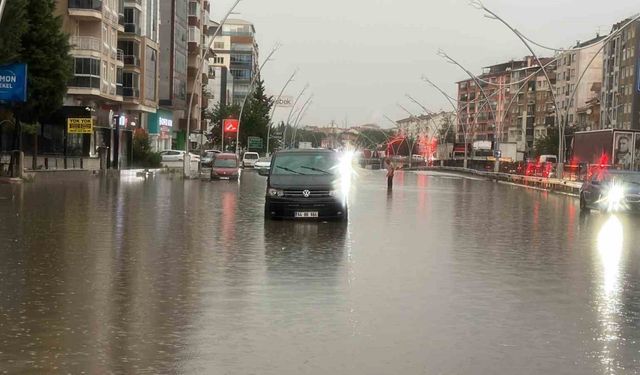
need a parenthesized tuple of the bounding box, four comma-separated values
(1, 169, 640, 374)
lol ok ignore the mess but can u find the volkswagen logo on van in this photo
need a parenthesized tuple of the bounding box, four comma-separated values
(302, 190, 311, 198)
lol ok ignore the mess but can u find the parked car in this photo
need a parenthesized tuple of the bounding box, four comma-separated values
(160, 150, 200, 163)
(211, 153, 239, 180)
(242, 152, 260, 168)
(200, 150, 221, 168)
(580, 169, 640, 213)
(264, 149, 348, 221)
(255, 157, 271, 174)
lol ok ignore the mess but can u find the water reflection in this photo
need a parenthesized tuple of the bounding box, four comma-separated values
(596, 214, 625, 374)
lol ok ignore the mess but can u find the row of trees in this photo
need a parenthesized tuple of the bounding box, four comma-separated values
(205, 79, 274, 152)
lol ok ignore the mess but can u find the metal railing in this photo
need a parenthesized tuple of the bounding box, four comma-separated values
(69, 36, 101, 52)
(116, 49, 124, 62)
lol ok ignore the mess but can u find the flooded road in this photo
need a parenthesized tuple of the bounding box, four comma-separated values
(1, 170, 640, 374)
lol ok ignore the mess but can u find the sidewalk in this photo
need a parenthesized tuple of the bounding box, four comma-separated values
(416, 166, 582, 197)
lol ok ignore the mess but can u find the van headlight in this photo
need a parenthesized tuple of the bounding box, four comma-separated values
(606, 184, 625, 206)
(328, 190, 340, 197)
(268, 188, 284, 197)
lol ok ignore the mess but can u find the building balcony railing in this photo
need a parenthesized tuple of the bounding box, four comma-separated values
(116, 49, 124, 62)
(68, 0, 102, 11)
(116, 85, 123, 96)
(69, 76, 101, 89)
(123, 55, 140, 66)
(123, 87, 140, 98)
(69, 36, 101, 52)
(124, 23, 141, 35)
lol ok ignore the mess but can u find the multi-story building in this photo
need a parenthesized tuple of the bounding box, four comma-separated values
(456, 57, 556, 160)
(207, 21, 235, 114)
(156, 0, 189, 151)
(182, 0, 210, 150)
(457, 60, 524, 144)
(57, 0, 124, 156)
(554, 35, 604, 131)
(601, 18, 640, 130)
(118, 0, 160, 131)
(396, 112, 455, 140)
(220, 19, 259, 105)
(507, 57, 556, 159)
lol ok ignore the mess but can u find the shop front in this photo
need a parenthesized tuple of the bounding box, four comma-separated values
(148, 109, 174, 152)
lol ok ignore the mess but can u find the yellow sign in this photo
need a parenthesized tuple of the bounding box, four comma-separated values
(67, 118, 93, 134)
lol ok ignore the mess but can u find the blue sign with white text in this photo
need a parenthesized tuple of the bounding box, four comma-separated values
(0, 63, 27, 102)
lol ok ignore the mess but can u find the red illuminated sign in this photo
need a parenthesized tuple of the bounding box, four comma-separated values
(223, 119, 239, 133)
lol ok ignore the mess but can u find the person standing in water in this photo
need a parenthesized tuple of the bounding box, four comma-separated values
(385, 159, 395, 190)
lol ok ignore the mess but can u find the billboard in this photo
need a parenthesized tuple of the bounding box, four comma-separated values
(613, 132, 633, 170)
(223, 118, 239, 133)
(67, 118, 93, 134)
(0, 63, 27, 102)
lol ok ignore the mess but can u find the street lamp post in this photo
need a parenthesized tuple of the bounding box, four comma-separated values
(282, 84, 309, 148)
(266, 69, 298, 156)
(235, 44, 280, 155)
(184, 0, 242, 178)
(0, 0, 7, 24)
(437, 49, 500, 171)
(291, 95, 314, 147)
(473, 2, 640, 177)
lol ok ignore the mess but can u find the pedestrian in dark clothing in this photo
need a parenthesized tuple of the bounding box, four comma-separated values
(385, 159, 395, 190)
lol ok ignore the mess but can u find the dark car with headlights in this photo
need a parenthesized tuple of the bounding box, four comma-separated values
(264, 149, 349, 221)
(580, 170, 640, 213)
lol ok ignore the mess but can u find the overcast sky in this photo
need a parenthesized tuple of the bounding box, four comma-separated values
(212, 0, 638, 128)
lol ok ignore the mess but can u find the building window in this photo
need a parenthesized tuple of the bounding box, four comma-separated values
(175, 51, 187, 75)
(214, 41, 225, 49)
(70, 57, 101, 89)
(123, 72, 140, 97)
(230, 69, 251, 80)
(213, 56, 224, 64)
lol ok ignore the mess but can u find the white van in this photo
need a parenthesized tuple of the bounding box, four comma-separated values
(242, 152, 260, 168)
(539, 155, 557, 164)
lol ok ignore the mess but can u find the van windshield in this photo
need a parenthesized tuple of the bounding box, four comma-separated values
(214, 158, 237, 168)
(244, 153, 258, 160)
(273, 153, 340, 176)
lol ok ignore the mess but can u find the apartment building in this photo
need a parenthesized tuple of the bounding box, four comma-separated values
(457, 60, 523, 143)
(208, 21, 235, 113)
(601, 18, 640, 130)
(220, 19, 259, 105)
(554, 35, 604, 131)
(507, 57, 556, 158)
(182, 0, 210, 150)
(157, 0, 188, 151)
(118, 0, 160, 131)
(55, 0, 160, 167)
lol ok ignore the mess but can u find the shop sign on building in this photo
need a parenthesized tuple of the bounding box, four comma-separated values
(67, 118, 93, 134)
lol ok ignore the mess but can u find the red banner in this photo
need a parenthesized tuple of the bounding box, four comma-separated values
(223, 119, 239, 133)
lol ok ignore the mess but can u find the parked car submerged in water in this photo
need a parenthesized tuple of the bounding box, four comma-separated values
(242, 152, 259, 168)
(580, 170, 640, 213)
(264, 149, 349, 221)
(211, 153, 239, 180)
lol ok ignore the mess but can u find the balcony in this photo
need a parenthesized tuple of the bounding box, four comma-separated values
(123, 23, 141, 35)
(68, 0, 103, 21)
(69, 36, 101, 53)
(116, 49, 124, 63)
(123, 87, 140, 98)
(123, 55, 140, 67)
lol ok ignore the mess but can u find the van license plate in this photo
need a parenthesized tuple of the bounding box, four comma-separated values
(295, 212, 318, 218)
